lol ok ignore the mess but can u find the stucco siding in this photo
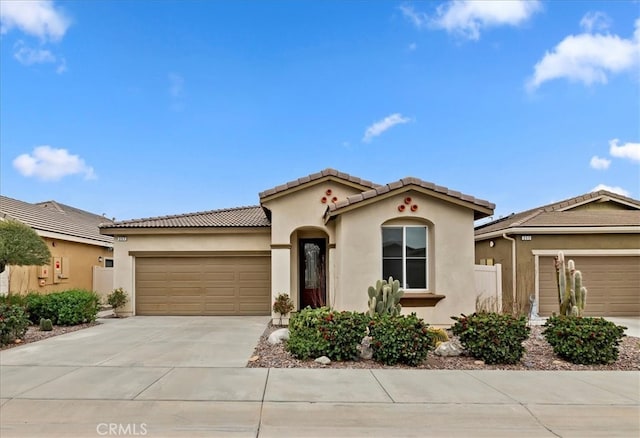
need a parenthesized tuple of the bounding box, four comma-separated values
(9, 237, 112, 295)
(476, 233, 640, 315)
(335, 192, 477, 326)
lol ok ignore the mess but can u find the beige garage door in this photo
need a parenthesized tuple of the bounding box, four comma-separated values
(135, 256, 271, 316)
(539, 256, 640, 317)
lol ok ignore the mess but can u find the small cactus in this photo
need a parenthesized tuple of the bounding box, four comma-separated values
(554, 251, 588, 317)
(427, 327, 449, 345)
(39, 318, 53, 331)
(367, 277, 404, 317)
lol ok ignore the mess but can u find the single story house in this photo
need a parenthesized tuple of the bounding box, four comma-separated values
(474, 190, 640, 317)
(100, 168, 494, 325)
(0, 196, 115, 296)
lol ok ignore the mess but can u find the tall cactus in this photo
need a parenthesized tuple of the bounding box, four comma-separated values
(367, 277, 404, 317)
(554, 251, 588, 317)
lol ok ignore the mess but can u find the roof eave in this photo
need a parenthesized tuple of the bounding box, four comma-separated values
(475, 225, 640, 240)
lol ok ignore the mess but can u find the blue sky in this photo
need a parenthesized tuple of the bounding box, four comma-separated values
(1, 0, 639, 222)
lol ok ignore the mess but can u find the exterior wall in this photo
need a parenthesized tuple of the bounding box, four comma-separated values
(111, 231, 271, 315)
(8, 237, 112, 295)
(335, 192, 477, 326)
(476, 233, 640, 314)
(262, 181, 363, 312)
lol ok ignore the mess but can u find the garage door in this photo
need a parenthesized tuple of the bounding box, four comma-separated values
(539, 256, 640, 317)
(135, 256, 271, 316)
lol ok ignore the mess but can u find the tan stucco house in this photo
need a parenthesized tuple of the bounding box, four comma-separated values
(475, 190, 640, 317)
(100, 169, 494, 325)
(0, 196, 114, 295)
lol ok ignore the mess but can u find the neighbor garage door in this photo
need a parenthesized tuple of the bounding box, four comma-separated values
(539, 256, 640, 317)
(135, 256, 271, 315)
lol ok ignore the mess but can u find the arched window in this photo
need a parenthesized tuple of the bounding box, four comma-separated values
(382, 225, 428, 290)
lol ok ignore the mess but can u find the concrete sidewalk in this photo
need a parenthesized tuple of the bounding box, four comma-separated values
(1, 316, 639, 437)
(2, 368, 638, 437)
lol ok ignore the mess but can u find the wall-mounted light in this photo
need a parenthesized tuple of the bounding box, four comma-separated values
(489, 241, 495, 248)
(98, 256, 103, 263)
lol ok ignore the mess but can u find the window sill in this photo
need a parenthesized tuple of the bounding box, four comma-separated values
(400, 293, 446, 307)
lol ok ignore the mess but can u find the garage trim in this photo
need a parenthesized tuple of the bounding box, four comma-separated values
(533, 249, 640, 316)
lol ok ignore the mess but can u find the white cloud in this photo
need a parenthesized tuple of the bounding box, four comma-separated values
(13, 146, 96, 181)
(580, 11, 611, 33)
(0, 0, 70, 41)
(401, 1, 542, 40)
(362, 113, 412, 143)
(13, 41, 55, 65)
(13, 41, 67, 73)
(399, 4, 428, 29)
(609, 138, 640, 162)
(591, 184, 630, 196)
(527, 18, 640, 90)
(408, 42, 417, 51)
(590, 156, 611, 170)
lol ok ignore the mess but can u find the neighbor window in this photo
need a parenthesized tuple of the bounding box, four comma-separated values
(382, 226, 427, 290)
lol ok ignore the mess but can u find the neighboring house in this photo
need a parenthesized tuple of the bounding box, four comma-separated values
(99, 168, 494, 325)
(0, 196, 115, 296)
(474, 190, 640, 317)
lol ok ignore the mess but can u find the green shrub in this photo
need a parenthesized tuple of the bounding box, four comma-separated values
(25, 292, 57, 324)
(286, 307, 368, 361)
(543, 315, 626, 365)
(451, 312, 530, 364)
(26, 289, 100, 326)
(106, 288, 128, 310)
(0, 303, 30, 346)
(368, 313, 433, 366)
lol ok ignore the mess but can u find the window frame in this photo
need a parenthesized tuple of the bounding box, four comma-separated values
(381, 224, 429, 291)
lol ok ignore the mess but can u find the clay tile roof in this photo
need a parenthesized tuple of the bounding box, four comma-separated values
(326, 177, 495, 218)
(0, 196, 113, 245)
(259, 168, 380, 199)
(100, 206, 270, 230)
(475, 190, 640, 236)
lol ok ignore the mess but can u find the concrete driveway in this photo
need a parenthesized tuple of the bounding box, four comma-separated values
(1, 316, 639, 437)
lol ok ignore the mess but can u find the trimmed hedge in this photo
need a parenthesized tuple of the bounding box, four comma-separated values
(368, 313, 433, 366)
(543, 315, 626, 365)
(25, 289, 100, 326)
(451, 312, 530, 364)
(287, 307, 369, 361)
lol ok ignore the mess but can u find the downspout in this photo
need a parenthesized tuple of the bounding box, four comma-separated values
(502, 233, 517, 312)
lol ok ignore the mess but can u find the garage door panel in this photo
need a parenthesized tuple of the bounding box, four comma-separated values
(539, 256, 639, 317)
(135, 256, 271, 316)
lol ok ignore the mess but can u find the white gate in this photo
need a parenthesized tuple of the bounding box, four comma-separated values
(474, 264, 502, 313)
(93, 266, 114, 302)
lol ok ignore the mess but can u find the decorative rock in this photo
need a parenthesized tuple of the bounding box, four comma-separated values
(434, 341, 463, 357)
(14, 339, 22, 344)
(358, 336, 373, 360)
(267, 328, 290, 345)
(552, 360, 563, 365)
(315, 356, 331, 365)
(248, 355, 259, 362)
(474, 360, 485, 365)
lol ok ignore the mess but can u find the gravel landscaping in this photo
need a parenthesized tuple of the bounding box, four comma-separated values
(247, 322, 640, 371)
(0, 322, 99, 351)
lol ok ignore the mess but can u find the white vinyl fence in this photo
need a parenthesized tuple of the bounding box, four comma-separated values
(474, 264, 502, 313)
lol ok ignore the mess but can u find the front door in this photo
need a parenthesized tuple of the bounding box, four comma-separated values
(299, 238, 326, 309)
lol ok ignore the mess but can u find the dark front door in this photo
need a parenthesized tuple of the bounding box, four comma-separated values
(299, 238, 326, 309)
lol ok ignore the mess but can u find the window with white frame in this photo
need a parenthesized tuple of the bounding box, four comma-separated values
(382, 225, 428, 290)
